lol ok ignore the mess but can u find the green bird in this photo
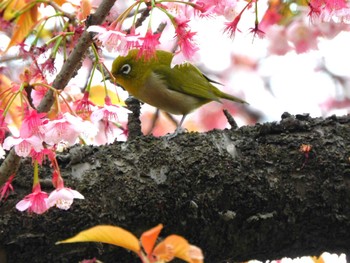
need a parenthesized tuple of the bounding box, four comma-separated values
(111, 49, 247, 134)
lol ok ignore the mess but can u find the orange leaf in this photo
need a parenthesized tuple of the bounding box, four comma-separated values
(153, 235, 192, 262)
(53, 0, 66, 6)
(80, 0, 92, 20)
(311, 256, 325, 263)
(140, 224, 163, 256)
(188, 245, 204, 263)
(3, 0, 26, 21)
(6, 7, 37, 50)
(0, 74, 22, 130)
(56, 225, 140, 253)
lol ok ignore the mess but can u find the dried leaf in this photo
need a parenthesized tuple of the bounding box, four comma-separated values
(53, 0, 67, 6)
(153, 235, 192, 262)
(57, 225, 140, 253)
(311, 256, 325, 263)
(140, 224, 163, 256)
(6, 7, 37, 50)
(0, 74, 22, 129)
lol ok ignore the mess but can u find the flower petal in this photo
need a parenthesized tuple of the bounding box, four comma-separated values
(16, 199, 32, 211)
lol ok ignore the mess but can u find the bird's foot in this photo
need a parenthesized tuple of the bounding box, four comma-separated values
(164, 127, 187, 140)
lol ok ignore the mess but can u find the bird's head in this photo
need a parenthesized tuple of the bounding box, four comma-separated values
(111, 49, 173, 96)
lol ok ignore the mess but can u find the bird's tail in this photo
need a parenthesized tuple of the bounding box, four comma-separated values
(219, 91, 248, 105)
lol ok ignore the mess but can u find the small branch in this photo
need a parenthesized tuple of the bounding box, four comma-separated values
(0, 55, 22, 63)
(154, 22, 167, 34)
(47, 0, 76, 22)
(127, 3, 151, 33)
(0, 148, 21, 186)
(126, 97, 142, 140)
(223, 109, 238, 130)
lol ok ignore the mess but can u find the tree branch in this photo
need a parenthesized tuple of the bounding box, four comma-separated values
(1, 114, 350, 262)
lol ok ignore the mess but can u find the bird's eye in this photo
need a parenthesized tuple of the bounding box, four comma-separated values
(120, 64, 131, 75)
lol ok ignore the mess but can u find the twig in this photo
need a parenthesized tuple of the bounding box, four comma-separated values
(223, 109, 238, 130)
(0, 55, 22, 63)
(47, 0, 76, 22)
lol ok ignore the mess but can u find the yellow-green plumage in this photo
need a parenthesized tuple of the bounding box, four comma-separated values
(111, 49, 247, 128)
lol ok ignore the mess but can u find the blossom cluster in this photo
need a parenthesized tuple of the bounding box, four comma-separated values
(87, 0, 350, 59)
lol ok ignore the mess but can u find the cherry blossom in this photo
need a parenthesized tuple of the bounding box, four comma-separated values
(286, 19, 319, 54)
(266, 25, 291, 55)
(174, 17, 199, 60)
(87, 24, 127, 53)
(16, 184, 49, 214)
(137, 30, 161, 60)
(90, 97, 130, 143)
(19, 109, 46, 139)
(0, 174, 15, 201)
(47, 187, 84, 210)
(3, 135, 44, 157)
(74, 91, 96, 119)
(40, 113, 84, 146)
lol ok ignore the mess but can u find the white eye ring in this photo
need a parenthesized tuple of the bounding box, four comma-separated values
(120, 64, 131, 75)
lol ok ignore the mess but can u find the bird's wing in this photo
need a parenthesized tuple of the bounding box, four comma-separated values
(153, 63, 221, 102)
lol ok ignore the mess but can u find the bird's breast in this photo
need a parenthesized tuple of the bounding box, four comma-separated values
(134, 72, 208, 115)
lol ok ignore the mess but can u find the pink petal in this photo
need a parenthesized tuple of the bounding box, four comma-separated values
(16, 199, 32, 211)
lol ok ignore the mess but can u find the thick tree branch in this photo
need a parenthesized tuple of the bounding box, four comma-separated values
(1, 114, 350, 262)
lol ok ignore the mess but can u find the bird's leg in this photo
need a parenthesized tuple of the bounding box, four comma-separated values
(165, 114, 187, 139)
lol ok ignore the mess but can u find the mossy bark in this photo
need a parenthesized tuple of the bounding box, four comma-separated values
(1, 114, 350, 263)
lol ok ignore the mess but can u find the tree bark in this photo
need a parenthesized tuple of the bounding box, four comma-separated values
(1, 113, 350, 263)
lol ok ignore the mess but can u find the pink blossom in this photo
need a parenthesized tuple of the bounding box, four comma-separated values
(122, 28, 141, 55)
(286, 19, 319, 53)
(41, 57, 56, 75)
(16, 184, 49, 214)
(0, 174, 15, 201)
(40, 113, 83, 146)
(31, 85, 48, 108)
(308, 0, 350, 21)
(90, 97, 130, 144)
(249, 23, 265, 39)
(19, 109, 46, 138)
(317, 20, 350, 38)
(92, 120, 124, 144)
(266, 25, 291, 55)
(224, 14, 242, 38)
(320, 6, 350, 21)
(30, 148, 55, 165)
(74, 91, 96, 119)
(87, 24, 127, 53)
(137, 30, 161, 60)
(259, 7, 283, 32)
(195, 0, 237, 16)
(3, 135, 44, 157)
(174, 18, 199, 60)
(91, 97, 130, 123)
(47, 187, 84, 210)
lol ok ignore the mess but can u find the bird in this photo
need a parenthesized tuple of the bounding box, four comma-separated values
(111, 49, 248, 135)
